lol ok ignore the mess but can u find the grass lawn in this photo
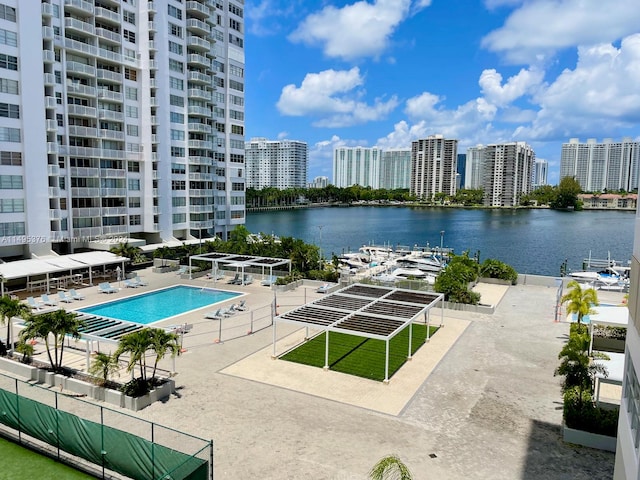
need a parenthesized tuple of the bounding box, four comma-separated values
(281, 323, 439, 381)
(0, 436, 94, 480)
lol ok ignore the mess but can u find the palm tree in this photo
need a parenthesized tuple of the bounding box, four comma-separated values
(561, 280, 599, 328)
(88, 351, 120, 386)
(369, 454, 413, 480)
(115, 329, 153, 381)
(20, 310, 85, 372)
(148, 329, 180, 381)
(0, 295, 29, 356)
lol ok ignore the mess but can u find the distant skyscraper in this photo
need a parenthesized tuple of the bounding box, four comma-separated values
(333, 146, 382, 188)
(245, 138, 308, 189)
(481, 142, 535, 207)
(465, 146, 485, 189)
(308, 176, 329, 189)
(560, 138, 640, 192)
(532, 159, 549, 188)
(381, 149, 411, 189)
(410, 135, 458, 200)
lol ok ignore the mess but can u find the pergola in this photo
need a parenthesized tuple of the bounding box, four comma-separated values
(188, 252, 291, 282)
(273, 283, 444, 382)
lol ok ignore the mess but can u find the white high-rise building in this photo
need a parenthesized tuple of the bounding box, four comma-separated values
(245, 138, 308, 190)
(0, 0, 245, 259)
(481, 142, 535, 207)
(380, 149, 411, 190)
(560, 138, 640, 192)
(308, 176, 329, 189)
(532, 159, 548, 188)
(465, 145, 485, 189)
(333, 146, 382, 188)
(410, 135, 458, 200)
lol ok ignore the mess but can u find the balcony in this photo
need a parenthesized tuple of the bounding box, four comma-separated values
(64, 37, 97, 56)
(188, 123, 212, 134)
(67, 105, 97, 117)
(186, 1, 210, 18)
(47, 164, 60, 176)
(42, 3, 54, 16)
(62, 147, 100, 158)
(96, 69, 122, 83)
(189, 221, 213, 230)
(99, 129, 125, 141)
(66, 61, 96, 77)
(94, 7, 120, 24)
(43, 50, 55, 64)
(100, 168, 126, 179)
(68, 126, 98, 137)
(43, 73, 56, 86)
(189, 204, 214, 213)
(188, 189, 210, 197)
(67, 83, 96, 97)
(101, 188, 127, 197)
(187, 71, 212, 84)
(188, 172, 212, 181)
(187, 36, 211, 51)
(149, 97, 159, 107)
(102, 225, 129, 235)
(187, 106, 211, 117)
(97, 89, 123, 102)
(47, 143, 58, 154)
(98, 109, 124, 121)
(69, 167, 99, 177)
(72, 207, 101, 217)
(189, 156, 212, 165)
(102, 207, 128, 215)
(97, 48, 124, 64)
(45, 97, 57, 109)
(148, 21, 156, 32)
(46, 120, 58, 132)
(187, 54, 211, 69)
(95, 27, 121, 44)
(48, 187, 60, 197)
(186, 19, 210, 35)
(188, 88, 211, 101)
(65, 17, 95, 35)
(188, 139, 212, 149)
(64, 0, 94, 15)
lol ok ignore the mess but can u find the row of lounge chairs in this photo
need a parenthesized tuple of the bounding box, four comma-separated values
(227, 273, 253, 285)
(123, 276, 149, 288)
(26, 289, 86, 310)
(204, 300, 247, 320)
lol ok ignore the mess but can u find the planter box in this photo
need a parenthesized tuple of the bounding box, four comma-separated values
(0, 357, 38, 380)
(563, 424, 617, 452)
(592, 337, 626, 353)
(478, 277, 515, 286)
(105, 388, 123, 408)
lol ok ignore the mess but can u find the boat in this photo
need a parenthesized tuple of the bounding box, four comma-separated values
(568, 266, 629, 292)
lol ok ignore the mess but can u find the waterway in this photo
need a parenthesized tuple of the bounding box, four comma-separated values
(246, 207, 635, 277)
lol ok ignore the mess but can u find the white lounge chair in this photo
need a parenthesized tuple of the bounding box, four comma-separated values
(40, 294, 58, 306)
(58, 291, 74, 303)
(261, 275, 277, 286)
(134, 276, 148, 286)
(242, 274, 253, 285)
(123, 278, 140, 288)
(228, 273, 241, 284)
(69, 288, 85, 300)
(205, 309, 223, 320)
(26, 296, 43, 310)
(98, 282, 118, 294)
(235, 300, 247, 311)
(316, 283, 332, 294)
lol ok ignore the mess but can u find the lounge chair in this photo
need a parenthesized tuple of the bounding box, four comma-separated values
(176, 266, 189, 275)
(26, 296, 44, 310)
(242, 275, 253, 285)
(98, 282, 118, 294)
(220, 307, 235, 317)
(205, 309, 223, 320)
(228, 273, 241, 284)
(261, 275, 277, 286)
(235, 299, 247, 311)
(316, 283, 332, 294)
(40, 294, 58, 306)
(69, 288, 85, 300)
(123, 278, 140, 288)
(134, 276, 148, 286)
(58, 291, 74, 303)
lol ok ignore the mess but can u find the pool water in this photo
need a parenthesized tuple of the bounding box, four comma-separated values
(78, 285, 240, 324)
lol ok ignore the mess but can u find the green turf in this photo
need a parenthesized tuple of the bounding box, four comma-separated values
(0, 436, 95, 480)
(281, 323, 439, 381)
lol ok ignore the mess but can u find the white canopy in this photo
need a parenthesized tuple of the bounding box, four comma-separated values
(0, 251, 128, 280)
(588, 306, 629, 328)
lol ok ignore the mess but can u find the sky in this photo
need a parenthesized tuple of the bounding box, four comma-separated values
(243, 0, 640, 186)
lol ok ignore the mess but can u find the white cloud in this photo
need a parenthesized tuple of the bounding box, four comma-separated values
(289, 0, 421, 61)
(482, 0, 640, 63)
(483, 0, 523, 9)
(515, 34, 640, 140)
(276, 131, 289, 140)
(478, 67, 544, 107)
(277, 67, 399, 127)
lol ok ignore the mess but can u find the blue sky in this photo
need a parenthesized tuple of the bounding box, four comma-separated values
(243, 0, 640, 186)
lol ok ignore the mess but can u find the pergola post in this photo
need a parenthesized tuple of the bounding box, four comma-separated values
(440, 297, 444, 327)
(85, 340, 91, 373)
(427, 313, 431, 342)
(384, 339, 389, 383)
(407, 321, 413, 359)
(188, 257, 193, 280)
(324, 330, 329, 370)
(272, 319, 277, 358)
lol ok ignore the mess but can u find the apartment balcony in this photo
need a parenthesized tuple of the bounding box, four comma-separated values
(187, 36, 211, 51)
(187, 54, 211, 69)
(187, 106, 211, 117)
(186, 1, 210, 18)
(96, 69, 122, 83)
(188, 139, 212, 149)
(101, 188, 127, 197)
(64, 0, 94, 15)
(150, 134, 158, 143)
(68, 126, 98, 137)
(43, 73, 56, 86)
(71, 187, 101, 197)
(186, 19, 210, 36)
(45, 96, 57, 109)
(100, 168, 126, 178)
(187, 71, 211, 84)
(61, 146, 100, 158)
(47, 143, 58, 154)
(188, 189, 211, 197)
(65, 17, 95, 35)
(148, 40, 157, 51)
(188, 88, 212, 101)
(94, 7, 120, 24)
(66, 61, 96, 77)
(96, 48, 124, 65)
(99, 129, 125, 141)
(149, 60, 158, 70)
(72, 207, 101, 217)
(149, 97, 159, 107)
(148, 21, 156, 32)
(149, 78, 157, 89)
(49, 209, 64, 220)
(102, 207, 128, 216)
(101, 224, 129, 235)
(46, 120, 58, 132)
(67, 83, 96, 97)
(188, 123, 212, 134)
(150, 116, 158, 125)
(189, 221, 212, 230)
(97, 89, 123, 102)
(42, 26, 54, 40)
(48, 187, 60, 197)
(189, 204, 214, 213)
(69, 167, 99, 177)
(47, 164, 60, 176)
(67, 105, 97, 117)
(42, 3, 54, 16)
(43, 50, 55, 64)
(98, 109, 124, 121)
(74, 227, 103, 238)
(95, 27, 121, 44)
(188, 172, 212, 181)
(147, 1, 156, 12)
(64, 37, 97, 57)
(189, 156, 212, 165)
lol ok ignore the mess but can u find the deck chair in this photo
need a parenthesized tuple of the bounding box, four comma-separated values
(98, 282, 118, 294)
(205, 309, 223, 320)
(40, 294, 58, 306)
(134, 276, 148, 286)
(58, 291, 74, 303)
(69, 288, 85, 300)
(26, 296, 43, 310)
(235, 299, 247, 311)
(242, 275, 253, 285)
(123, 278, 140, 288)
(228, 273, 241, 284)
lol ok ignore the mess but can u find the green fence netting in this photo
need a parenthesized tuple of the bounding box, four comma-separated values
(0, 388, 208, 480)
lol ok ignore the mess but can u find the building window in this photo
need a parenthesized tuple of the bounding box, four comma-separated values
(0, 174, 22, 189)
(171, 163, 186, 174)
(129, 197, 141, 208)
(0, 222, 25, 236)
(129, 214, 141, 225)
(170, 112, 184, 123)
(169, 59, 184, 73)
(0, 127, 20, 142)
(229, 3, 243, 17)
(169, 76, 184, 90)
(229, 80, 244, 92)
(0, 78, 17, 94)
(0, 151, 21, 165)
(171, 146, 185, 157)
(127, 162, 140, 172)
(128, 179, 140, 190)
(231, 182, 244, 191)
(126, 105, 138, 118)
(125, 86, 138, 100)
(168, 5, 182, 19)
(172, 197, 186, 207)
(231, 125, 244, 135)
(0, 198, 23, 212)
(126, 124, 139, 136)
(169, 23, 182, 38)
(0, 102, 19, 119)
(123, 29, 136, 43)
(168, 40, 182, 55)
(170, 95, 184, 107)
(229, 65, 244, 77)
(171, 129, 185, 141)
(123, 10, 136, 25)
(124, 68, 137, 81)
(229, 18, 242, 33)
(0, 5, 16, 22)
(0, 28, 17, 47)
(229, 110, 243, 121)
(172, 213, 186, 223)
(0, 53, 17, 71)
(171, 180, 186, 190)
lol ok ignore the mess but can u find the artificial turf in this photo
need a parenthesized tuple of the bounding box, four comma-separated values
(280, 323, 439, 381)
(0, 436, 95, 480)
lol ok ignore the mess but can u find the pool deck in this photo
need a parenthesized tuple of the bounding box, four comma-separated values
(10, 268, 626, 479)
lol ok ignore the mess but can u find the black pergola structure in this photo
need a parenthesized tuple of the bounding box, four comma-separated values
(273, 283, 444, 383)
(188, 252, 291, 283)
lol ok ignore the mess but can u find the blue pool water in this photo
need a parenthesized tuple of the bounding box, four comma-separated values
(78, 285, 240, 324)
(569, 303, 620, 324)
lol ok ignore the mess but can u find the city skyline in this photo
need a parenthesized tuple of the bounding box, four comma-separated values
(244, 0, 640, 185)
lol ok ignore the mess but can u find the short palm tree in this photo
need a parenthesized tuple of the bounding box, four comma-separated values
(149, 329, 180, 381)
(115, 329, 152, 381)
(88, 351, 120, 386)
(561, 280, 599, 328)
(369, 454, 413, 480)
(0, 295, 29, 356)
(20, 310, 85, 372)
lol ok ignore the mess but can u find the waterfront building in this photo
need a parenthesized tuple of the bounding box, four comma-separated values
(456, 153, 466, 190)
(245, 138, 308, 190)
(464, 146, 485, 190)
(308, 176, 329, 189)
(380, 149, 411, 190)
(410, 135, 458, 200)
(481, 142, 535, 207)
(333, 146, 383, 188)
(560, 138, 640, 192)
(579, 193, 637, 210)
(532, 159, 548, 188)
(0, 0, 245, 260)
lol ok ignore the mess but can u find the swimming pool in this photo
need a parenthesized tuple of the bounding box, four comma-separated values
(78, 285, 241, 325)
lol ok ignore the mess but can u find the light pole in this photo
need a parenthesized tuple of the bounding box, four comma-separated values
(440, 230, 445, 253)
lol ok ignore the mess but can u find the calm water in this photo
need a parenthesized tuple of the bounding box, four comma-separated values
(79, 285, 240, 324)
(246, 207, 635, 276)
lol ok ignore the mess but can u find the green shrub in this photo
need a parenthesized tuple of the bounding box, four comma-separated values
(121, 378, 151, 397)
(563, 387, 619, 436)
(434, 252, 480, 304)
(480, 259, 518, 285)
